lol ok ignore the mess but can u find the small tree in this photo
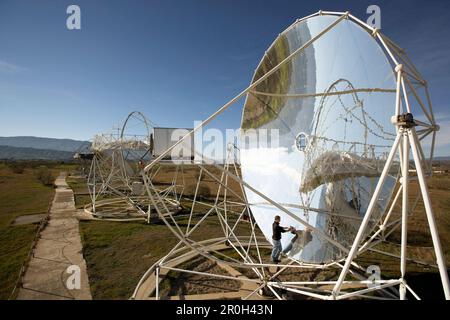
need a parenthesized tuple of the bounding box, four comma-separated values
(35, 166, 54, 186)
(10, 162, 25, 174)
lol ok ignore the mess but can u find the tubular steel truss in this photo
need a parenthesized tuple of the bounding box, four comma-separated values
(86, 111, 182, 221)
(132, 11, 449, 300)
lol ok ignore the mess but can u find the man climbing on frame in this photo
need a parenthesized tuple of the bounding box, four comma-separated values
(271, 215, 292, 263)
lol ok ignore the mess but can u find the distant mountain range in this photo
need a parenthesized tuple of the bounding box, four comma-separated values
(0, 145, 77, 160)
(0, 135, 449, 162)
(0, 136, 91, 160)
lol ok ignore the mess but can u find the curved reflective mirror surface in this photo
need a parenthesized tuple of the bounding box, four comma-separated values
(240, 15, 399, 264)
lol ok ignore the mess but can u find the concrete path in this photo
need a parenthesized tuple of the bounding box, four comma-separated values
(17, 172, 92, 300)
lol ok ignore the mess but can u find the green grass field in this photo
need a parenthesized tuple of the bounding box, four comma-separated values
(66, 175, 92, 208)
(78, 213, 255, 299)
(79, 220, 178, 299)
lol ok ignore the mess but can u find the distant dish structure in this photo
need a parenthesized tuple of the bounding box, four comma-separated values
(133, 11, 449, 300)
(73, 141, 94, 177)
(86, 111, 193, 221)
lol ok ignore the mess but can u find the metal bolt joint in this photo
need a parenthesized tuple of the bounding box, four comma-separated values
(391, 113, 416, 128)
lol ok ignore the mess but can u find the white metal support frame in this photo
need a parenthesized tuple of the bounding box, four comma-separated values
(85, 111, 185, 221)
(132, 11, 449, 300)
(330, 62, 448, 300)
(331, 115, 450, 300)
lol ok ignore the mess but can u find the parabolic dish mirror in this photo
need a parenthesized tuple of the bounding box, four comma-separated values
(240, 15, 399, 264)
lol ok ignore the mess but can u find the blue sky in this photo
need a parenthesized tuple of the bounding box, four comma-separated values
(0, 0, 449, 156)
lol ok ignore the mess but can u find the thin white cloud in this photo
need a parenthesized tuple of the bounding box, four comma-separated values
(431, 112, 450, 148)
(436, 121, 450, 146)
(412, 110, 450, 156)
(435, 112, 450, 123)
(0, 59, 28, 74)
(419, 118, 450, 157)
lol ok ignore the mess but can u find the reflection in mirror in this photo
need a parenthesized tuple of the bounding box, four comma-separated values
(240, 15, 399, 263)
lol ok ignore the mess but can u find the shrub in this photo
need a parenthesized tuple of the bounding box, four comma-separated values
(35, 166, 54, 186)
(185, 183, 211, 198)
(9, 162, 25, 174)
(428, 177, 450, 190)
